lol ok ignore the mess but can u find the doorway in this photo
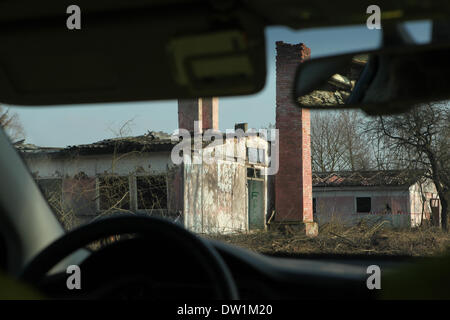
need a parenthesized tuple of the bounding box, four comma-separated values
(430, 198, 440, 226)
(248, 179, 264, 230)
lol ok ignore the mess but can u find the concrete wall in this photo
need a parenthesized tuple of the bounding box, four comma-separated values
(26, 152, 171, 178)
(313, 188, 412, 228)
(183, 135, 268, 234)
(184, 160, 248, 233)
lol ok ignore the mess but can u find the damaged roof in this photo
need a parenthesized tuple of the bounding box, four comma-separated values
(66, 131, 174, 154)
(17, 131, 175, 156)
(14, 141, 63, 154)
(312, 170, 424, 188)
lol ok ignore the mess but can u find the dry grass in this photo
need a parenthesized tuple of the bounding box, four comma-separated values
(205, 220, 450, 257)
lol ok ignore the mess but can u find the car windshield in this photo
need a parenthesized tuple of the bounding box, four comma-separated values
(3, 23, 449, 258)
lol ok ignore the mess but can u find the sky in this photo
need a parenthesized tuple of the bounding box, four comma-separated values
(8, 22, 430, 147)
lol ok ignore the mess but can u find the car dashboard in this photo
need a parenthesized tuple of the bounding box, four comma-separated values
(34, 236, 412, 300)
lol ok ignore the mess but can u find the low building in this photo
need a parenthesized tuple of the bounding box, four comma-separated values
(312, 170, 442, 228)
(18, 99, 270, 234)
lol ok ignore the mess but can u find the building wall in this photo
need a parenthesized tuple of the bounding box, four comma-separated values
(24, 151, 183, 227)
(25, 134, 269, 234)
(26, 152, 171, 178)
(313, 188, 411, 228)
(184, 160, 248, 233)
(183, 135, 268, 234)
(409, 180, 441, 227)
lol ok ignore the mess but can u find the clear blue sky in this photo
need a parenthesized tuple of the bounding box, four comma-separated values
(8, 22, 430, 147)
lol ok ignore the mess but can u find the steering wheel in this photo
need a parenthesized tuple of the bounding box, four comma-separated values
(20, 215, 239, 299)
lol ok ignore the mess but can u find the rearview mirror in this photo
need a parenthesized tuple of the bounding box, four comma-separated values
(294, 43, 450, 115)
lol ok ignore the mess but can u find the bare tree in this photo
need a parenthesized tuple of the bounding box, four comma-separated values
(311, 110, 371, 172)
(367, 102, 450, 230)
(339, 110, 372, 170)
(0, 105, 25, 142)
(311, 112, 345, 171)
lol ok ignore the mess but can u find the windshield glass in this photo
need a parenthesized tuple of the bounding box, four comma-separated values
(3, 22, 449, 258)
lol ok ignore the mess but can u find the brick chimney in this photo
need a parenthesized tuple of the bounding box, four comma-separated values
(275, 41, 317, 236)
(178, 98, 219, 132)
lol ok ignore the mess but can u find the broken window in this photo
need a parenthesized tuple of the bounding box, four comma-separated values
(247, 147, 258, 163)
(356, 197, 371, 213)
(313, 198, 317, 214)
(137, 175, 167, 210)
(247, 147, 266, 164)
(98, 176, 130, 211)
(63, 174, 97, 216)
(247, 167, 262, 179)
(36, 179, 62, 213)
(258, 148, 266, 164)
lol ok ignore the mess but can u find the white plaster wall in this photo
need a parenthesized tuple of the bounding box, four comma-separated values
(409, 179, 440, 227)
(183, 135, 269, 234)
(25, 151, 173, 178)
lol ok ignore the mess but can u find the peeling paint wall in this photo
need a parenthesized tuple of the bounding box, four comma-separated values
(184, 160, 247, 234)
(183, 135, 269, 234)
(313, 188, 411, 227)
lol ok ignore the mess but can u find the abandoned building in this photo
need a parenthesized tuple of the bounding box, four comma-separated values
(18, 98, 270, 234)
(17, 41, 440, 235)
(15, 41, 319, 236)
(312, 170, 442, 228)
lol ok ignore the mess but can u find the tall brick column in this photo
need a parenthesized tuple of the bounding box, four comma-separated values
(275, 41, 317, 236)
(201, 97, 219, 132)
(178, 99, 202, 133)
(178, 98, 219, 132)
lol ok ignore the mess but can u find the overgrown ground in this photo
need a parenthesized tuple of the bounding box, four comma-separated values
(205, 221, 450, 257)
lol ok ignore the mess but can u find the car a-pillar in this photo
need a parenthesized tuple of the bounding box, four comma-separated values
(274, 41, 318, 236)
